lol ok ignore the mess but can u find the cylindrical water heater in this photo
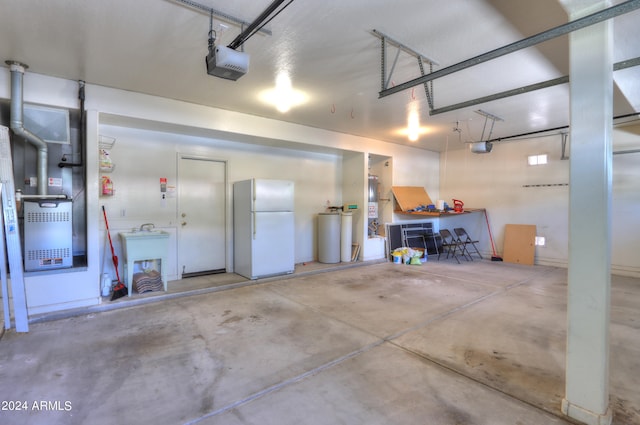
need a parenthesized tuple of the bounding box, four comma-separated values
(318, 212, 341, 263)
(368, 174, 379, 203)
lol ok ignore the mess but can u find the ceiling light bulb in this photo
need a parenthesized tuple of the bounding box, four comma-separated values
(259, 72, 308, 113)
(276, 102, 291, 113)
(276, 73, 292, 91)
(408, 110, 420, 141)
(275, 73, 293, 112)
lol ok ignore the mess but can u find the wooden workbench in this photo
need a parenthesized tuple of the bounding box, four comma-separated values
(394, 208, 485, 217)
(391, 186, 484, 217)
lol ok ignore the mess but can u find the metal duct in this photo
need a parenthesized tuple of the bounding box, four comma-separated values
(6, 61, 48, 196)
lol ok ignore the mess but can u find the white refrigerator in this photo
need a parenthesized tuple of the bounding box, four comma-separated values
(233, 179, 295, 279)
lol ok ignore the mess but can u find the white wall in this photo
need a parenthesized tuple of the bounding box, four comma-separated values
(98, 123, 342, 280)
(341, 151, 367, 259)
(611, 129, 640, 275)
(0, 70, 440, 314)
(440, 131, 640, 277)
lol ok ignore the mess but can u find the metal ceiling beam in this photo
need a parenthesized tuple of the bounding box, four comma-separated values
(431, 76, 568, 115)
(613, 149, 640, 155)
(228, 0, 292, 50)
(430, 56, 640, 115)
(378, 0, 640, 99)
(613, 55, 640, 71)
(372, 29, 438, 107)
(172, 0, 272, 36)
(483, 111, 640, 144)
(418, 57, 435, 110)
(371, 30, 439, 67)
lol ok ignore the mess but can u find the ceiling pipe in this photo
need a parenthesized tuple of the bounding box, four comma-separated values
(378, 0, 640, 99)
(58, 80, 85, 168)
(5, 61, 48, 196)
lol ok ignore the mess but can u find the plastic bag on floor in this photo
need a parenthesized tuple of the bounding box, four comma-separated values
(393, 247, 423, 265)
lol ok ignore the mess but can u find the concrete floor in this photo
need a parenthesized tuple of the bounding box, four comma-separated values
(0, 260, 638, 425)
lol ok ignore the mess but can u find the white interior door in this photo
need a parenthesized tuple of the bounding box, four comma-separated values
(178, 156, 226, 276)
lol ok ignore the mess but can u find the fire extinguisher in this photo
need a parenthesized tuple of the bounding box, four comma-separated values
(452, 199, 464, 213)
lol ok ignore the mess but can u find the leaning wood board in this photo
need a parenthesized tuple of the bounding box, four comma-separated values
(503, 224, 536, 265)
(391, 186, 434, 212)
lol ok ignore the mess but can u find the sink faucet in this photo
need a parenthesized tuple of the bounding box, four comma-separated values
(139, 223, 155, 231)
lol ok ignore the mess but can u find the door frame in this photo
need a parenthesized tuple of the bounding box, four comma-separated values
(176, 153, 231, 275)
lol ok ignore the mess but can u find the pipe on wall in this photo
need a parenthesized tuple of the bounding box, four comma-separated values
(6, 61, 48, 196)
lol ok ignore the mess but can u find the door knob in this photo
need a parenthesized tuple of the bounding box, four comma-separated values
(181, 221, 187, 226)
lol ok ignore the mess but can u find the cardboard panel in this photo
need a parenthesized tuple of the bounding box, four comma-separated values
(391, 186, 433, 212)
(503, 224, 536, 265)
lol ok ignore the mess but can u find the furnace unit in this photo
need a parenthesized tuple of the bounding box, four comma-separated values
(23, 199, 73, 271)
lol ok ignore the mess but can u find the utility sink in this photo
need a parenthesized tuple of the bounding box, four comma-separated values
(119, 230, 170, 296)
(120, 230, 170, 239)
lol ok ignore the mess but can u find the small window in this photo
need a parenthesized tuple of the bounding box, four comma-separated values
(535, 236, 546, 246)
(528, 154, 548, 166)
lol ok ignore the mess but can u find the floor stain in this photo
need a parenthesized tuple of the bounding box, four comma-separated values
(492, 350, 506, 361)
(612, 396, 640, 425)
(464, 349, 484, 367)
(218, 316, 242, 326)
(452, 344, 566, 414)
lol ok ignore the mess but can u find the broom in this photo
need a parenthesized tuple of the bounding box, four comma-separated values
(102, 206, 128, 299)
(484, 209, 503, 261)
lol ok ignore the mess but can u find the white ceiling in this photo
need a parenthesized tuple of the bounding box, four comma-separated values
(0, 0, 638, 151)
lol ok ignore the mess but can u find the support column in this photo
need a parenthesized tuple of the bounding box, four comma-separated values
(561, 1, 613, 424)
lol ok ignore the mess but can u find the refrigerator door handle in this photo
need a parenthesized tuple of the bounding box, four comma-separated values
(252, 211, 256, 240)
(252, 179, 257, 205)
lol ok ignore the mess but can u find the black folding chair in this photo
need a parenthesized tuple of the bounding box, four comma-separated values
(438, 229, 462, 263)
(454, 227, 483, 260)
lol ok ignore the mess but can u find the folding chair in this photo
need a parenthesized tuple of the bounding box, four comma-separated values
(454, 227, 483, 260)
(438, 229, 462, 263)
